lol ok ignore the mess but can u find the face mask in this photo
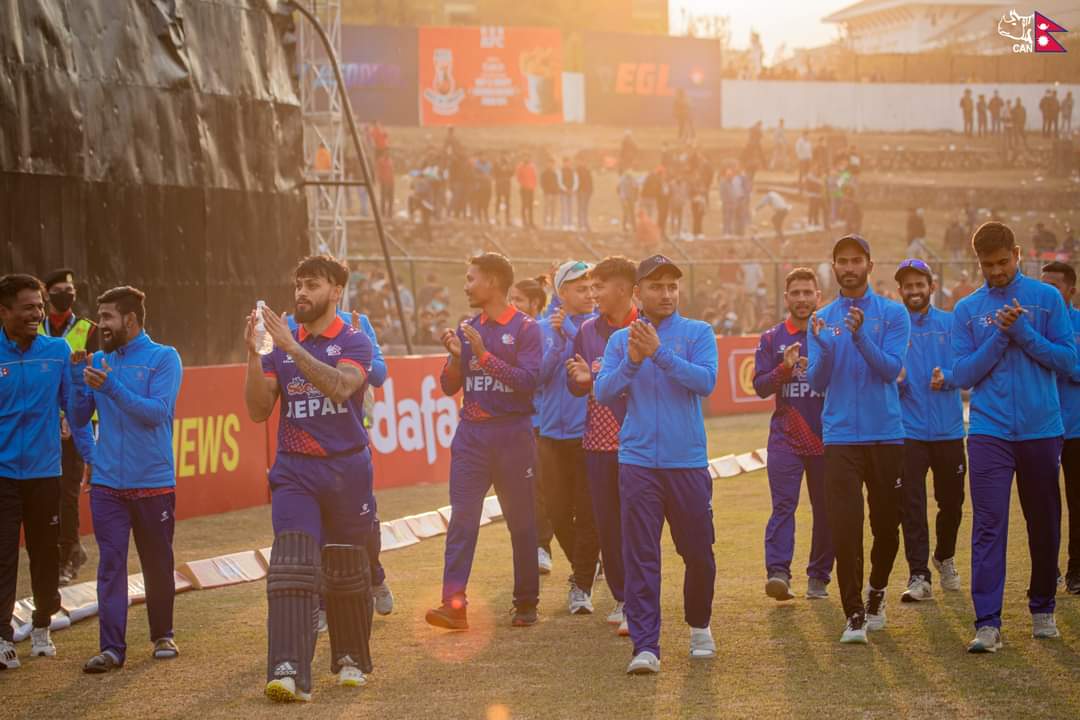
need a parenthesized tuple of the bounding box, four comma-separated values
(49, 291, 75, 312)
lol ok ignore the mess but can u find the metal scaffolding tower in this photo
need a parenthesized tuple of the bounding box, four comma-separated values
(289, 0, 413, 349)
(297, 0, 348, 264)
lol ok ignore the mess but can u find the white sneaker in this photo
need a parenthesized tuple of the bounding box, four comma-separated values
(265, 676, 312, 703)
(0, 638, 20, 669)
(865, 588, 887, 631)
(373, 582, 394, 616)
(901, 576, 933, 603)
(606, 601, 624, 626)
(933, 556, 961, 591)
(626, 651, 660, 675)
(338, 664, 366, 687)
(1032, 613, 1060, 639)
(689, 626, 716, 658)
(840, 614, 868, 644)
(568, 584, 594, 615)
(617, 619, 629, 637)
(31, 627, 56, 657)
(537, 548, 552, 575)
(967, 626, 1003, 653)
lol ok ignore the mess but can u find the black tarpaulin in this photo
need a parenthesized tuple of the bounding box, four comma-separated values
(0, 0, 308, 365)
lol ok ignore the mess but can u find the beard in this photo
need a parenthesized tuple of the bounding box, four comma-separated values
(101, 324, 129, 353)
(788, 304, 814, 320)
(836, 270, 868, 289)
(294, 297, 330, 324)
(903, 293, 930, 312)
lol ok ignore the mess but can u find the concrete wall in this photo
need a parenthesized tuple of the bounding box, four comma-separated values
(721, 80, 1080, 132)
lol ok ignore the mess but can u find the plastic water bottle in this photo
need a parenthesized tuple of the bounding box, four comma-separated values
(255, 300, 274, 355)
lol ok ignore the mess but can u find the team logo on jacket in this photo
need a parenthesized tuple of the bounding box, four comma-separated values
(469, 356, 482, 371)
(982, 314, 995, 327)
(502, 333, 515, 345)
(591, 358, 602, 373)
(327, 344, 342, 357)
(832, 327, 842, 336)
(0, 367, 7, 377)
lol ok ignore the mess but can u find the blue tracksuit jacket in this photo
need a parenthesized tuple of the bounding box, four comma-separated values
(898, 306, 965, 441)
(70, 332, 183, 489)
(807, 286, 911, 444)
(951, 271, 1077, 441)
(1060, 305, 1080, 440)
(0, 330, 93, 479)
(537, 312, 594, 439)
(594, 312, 717, 468)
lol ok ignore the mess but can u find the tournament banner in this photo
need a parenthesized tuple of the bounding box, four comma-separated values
(583, 32, 723, 127)
(418, 26, 563, 127)
(341, 25, 419, 126)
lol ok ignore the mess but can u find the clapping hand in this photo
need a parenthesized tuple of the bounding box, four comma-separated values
(460, 323, 488, 358)
(566, 353, 591, 386)
(844, 306, 864, 335)
(261, 305, 296, 352)
(782, 341, 804, 371)
(628, 320, 660, 360)
(441, 328, 462, 358)
(994, 298, 1026, 331)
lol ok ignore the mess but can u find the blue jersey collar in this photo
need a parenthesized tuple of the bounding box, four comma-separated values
(115, 330, 150, 356)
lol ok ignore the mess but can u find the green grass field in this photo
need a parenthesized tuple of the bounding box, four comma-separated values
(7, 413, 1080, 719)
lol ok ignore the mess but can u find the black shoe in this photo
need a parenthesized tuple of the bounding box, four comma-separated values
(866, 588, 886, 617)
(425, 604, 468, 630)
(83, 652, 122, 674)
(1066, 573, 1080, 595)
(511, 605, 538, 627)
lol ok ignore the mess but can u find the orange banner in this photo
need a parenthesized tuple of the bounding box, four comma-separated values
(418, 26, 562, 127)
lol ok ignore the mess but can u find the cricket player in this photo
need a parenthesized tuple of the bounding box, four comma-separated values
(566, 256, 639, 633)
(70, 286, 183, 673)
(807, 234, 911, 644)
(287, 308, 393, 617)
(537, 260, 599, 615)
(952, 223, 1076, 653)
(894, 259, 966, 603)
(426, 253, 542, 631)
(1040, 261, 1080, 596)
(245, 255, 376, 701)
(753, 267, 833, 602)
(595, 254, 718, 675)
(0, 274, 81, 668)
